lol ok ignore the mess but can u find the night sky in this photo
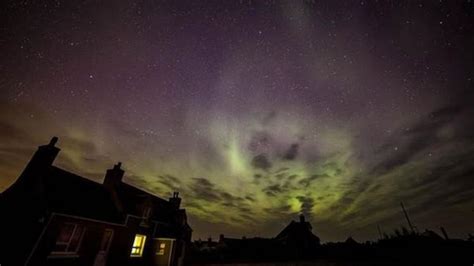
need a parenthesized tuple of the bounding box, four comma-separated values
(1, 0, 474, 242)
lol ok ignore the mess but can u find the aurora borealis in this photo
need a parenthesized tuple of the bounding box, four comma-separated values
(1, 0, 474, 242)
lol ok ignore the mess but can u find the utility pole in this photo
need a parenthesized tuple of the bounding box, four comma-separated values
(400, 202, 415, 233)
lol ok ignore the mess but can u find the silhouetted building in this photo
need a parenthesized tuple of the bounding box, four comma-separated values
(344, 236, 359, 246)
(193, 237, 219, 252)
(188, 217, 473, 265)
(0, 137, 192, 266)
(275, 214, 321, 254)
(189, 215, 322, 263)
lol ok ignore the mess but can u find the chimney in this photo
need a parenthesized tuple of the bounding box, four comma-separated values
(169, 191, 181, 209)
(299, 214, 306, 223)
(103, 162, 125, 188)
(20, 137, 61, 178)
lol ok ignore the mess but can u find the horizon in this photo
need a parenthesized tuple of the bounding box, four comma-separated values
(1, 0, 474, 243)
(1, 136, 472, 243)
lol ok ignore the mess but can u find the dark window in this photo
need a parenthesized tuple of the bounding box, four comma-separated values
(51, 223, 85, 255)
(99, 229, 114, 252)
(143, 207, 151, 219)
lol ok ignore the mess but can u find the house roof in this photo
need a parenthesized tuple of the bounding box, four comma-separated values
(1, 137, 191, 236)
(42, 166, 122, 222)
(275, 216, 320, 243)
(42, 166, 180, 224)
(345, 236, 359, 245)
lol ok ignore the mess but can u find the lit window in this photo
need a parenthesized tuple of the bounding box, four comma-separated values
(51, 223, 85, 255)
(130, 234, 147, 257)
(157, 243, 166, 255)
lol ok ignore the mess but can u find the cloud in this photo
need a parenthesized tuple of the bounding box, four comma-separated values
(264, 204, 292, 214)
(188, 177, 248, 208)
(248, 131, 273, 154)
(190, 177, 221, 202)
(2, 93, 474, 242)
(251, 153, 272, 171)
(326, 101, 474, 231)
(296, 196, 314, 218)
(263, 184, 283, 197)
(298, 173, 329, 187)
(370, 101, 474, 177)
(155, 174, 182, 192)
(283, 143, 299, 160)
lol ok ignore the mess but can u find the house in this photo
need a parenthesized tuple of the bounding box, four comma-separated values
(274, 214, 320, 256)
(0, 137, 192, 266)
(189, 215, 321, 263)
(193, 237, 219, 252)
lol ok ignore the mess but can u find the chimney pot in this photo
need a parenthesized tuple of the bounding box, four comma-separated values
(169, 191, 181, 209)
(299, 214, 305, 223)
(49, 137, 58, 146)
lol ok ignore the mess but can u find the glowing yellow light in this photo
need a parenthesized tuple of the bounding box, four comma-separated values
(288, 197, 302, 212)
(130, 234, 146, 257)
(157, 242, 166, 255)
(227, 137, 247, 175)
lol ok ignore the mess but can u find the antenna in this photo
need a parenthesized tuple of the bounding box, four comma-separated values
(440, 226, 449, 240)
(400, 202, 415, 233)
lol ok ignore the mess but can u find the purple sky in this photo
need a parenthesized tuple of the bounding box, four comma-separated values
(1, 0, 474, 242)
